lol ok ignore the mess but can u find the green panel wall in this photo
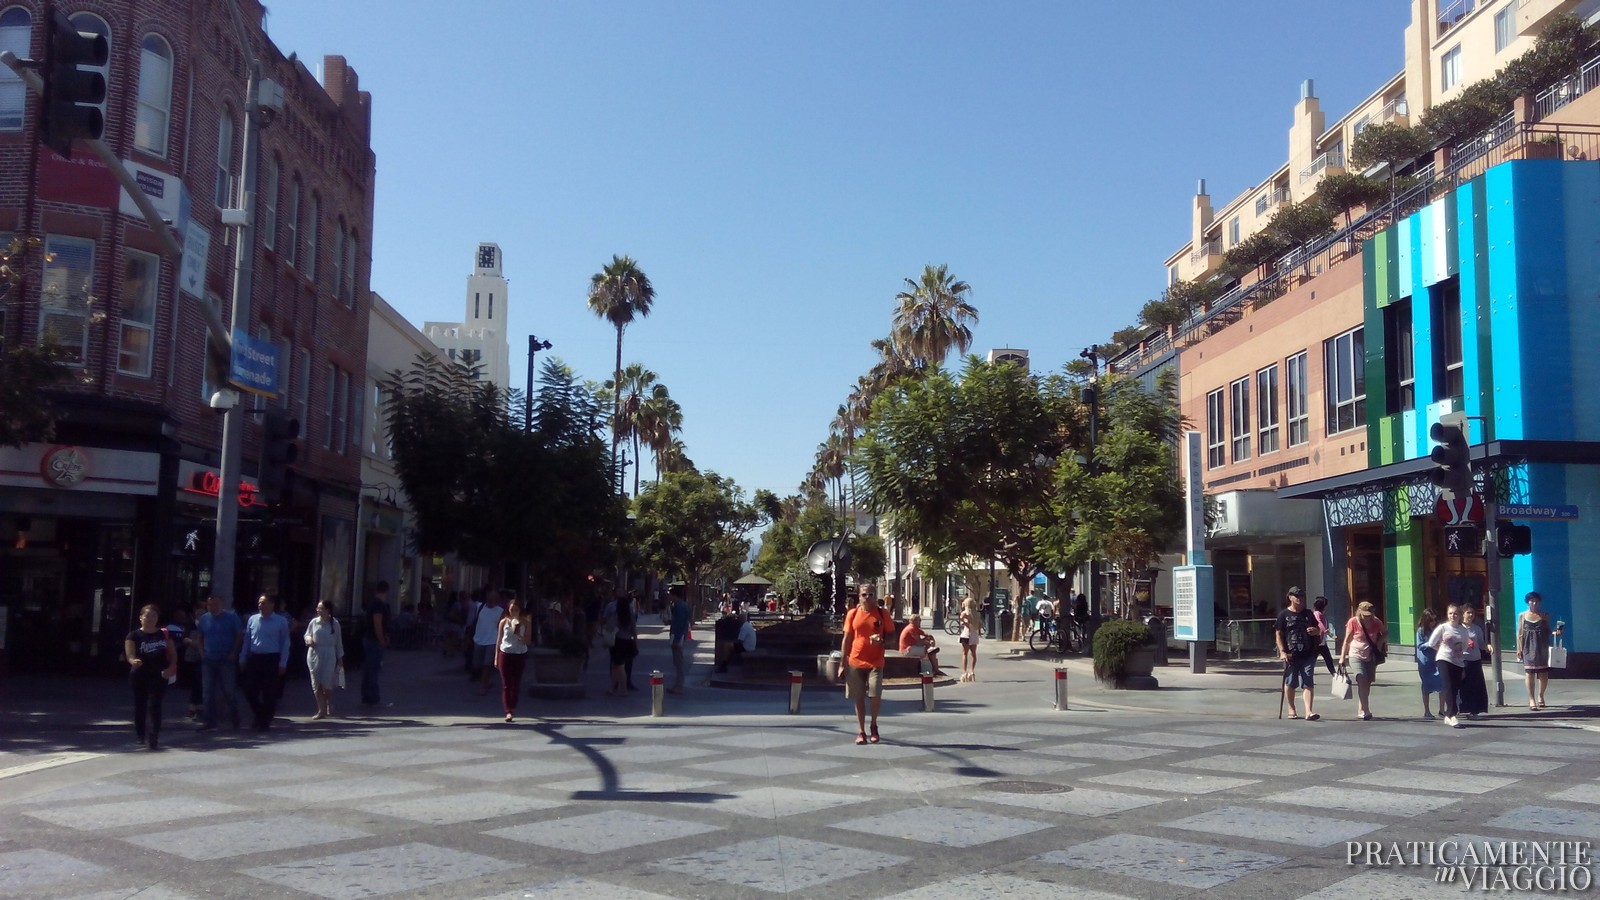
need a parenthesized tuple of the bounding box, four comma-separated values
(1386, 518, 1425, 640)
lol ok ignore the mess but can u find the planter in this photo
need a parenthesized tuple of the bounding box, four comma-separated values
(1093, 619, 1161, 690)
(1524, 140, 1562, 160)
(1120, 645, 1160, 690)
(527, 648, 585, 699)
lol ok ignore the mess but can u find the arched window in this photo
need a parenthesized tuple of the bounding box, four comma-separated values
(261, 154, 280, 250)
(214, 105, 234, 208)
(305, 192, 319, 281)
(285, 174, 300, 267)
(134, 34, 172, 154)
(343, 227, 358, 305)
(0, 8, 32, 131)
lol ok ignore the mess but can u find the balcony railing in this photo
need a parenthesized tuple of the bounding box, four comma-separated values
(1379, 96, 1409, 123)
(1535, 50, 1600, 121)
(1114, 121, 1597, 375)
(1254, 188, 1289, 217)
(1437, 0, 1476, 35)
(1188, 239, 1222, 264)
(1299, 149, 1345, 183)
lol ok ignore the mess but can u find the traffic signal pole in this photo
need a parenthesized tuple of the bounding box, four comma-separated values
(1486, 498, 1505, 707)
(212, 60, 264, 605)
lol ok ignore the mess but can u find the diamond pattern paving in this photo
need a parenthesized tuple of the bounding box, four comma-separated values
(654, 836, 911, 893)
(243, 841, 520, 899)
(487, 810, 721, 852)
(1041, 833, 1287, 889)
(833, 806, 1053, 847)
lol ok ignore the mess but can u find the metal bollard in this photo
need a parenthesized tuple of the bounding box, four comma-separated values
(788, 670, 803, 714)
(1054, 666, 1069, 710)
(921, 673, 935, 712)
(650, 670, 665, 717)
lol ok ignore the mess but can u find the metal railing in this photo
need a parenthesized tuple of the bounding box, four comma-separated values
(1188, 239, 1222, 264)
(1254, 188, 1289, 217)
(1535, 50, 1600, 121)
(1437, 0, 1476, 34)
(1299, 149, 1345, 183)
(1379, 95, 1409, 123)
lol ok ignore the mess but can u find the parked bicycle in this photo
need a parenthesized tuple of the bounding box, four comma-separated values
(1027, 612, 1086, 654)
(943, 599, 964, 635)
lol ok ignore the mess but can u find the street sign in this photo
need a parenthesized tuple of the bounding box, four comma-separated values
(1499, 503, 1580, 521)
(228, 329, 280, 397)
(1435, 493, 1485, 525)
(1443, 524, 1482, 557)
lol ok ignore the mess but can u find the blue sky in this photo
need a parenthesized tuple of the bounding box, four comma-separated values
(262, 0, 1411, 500)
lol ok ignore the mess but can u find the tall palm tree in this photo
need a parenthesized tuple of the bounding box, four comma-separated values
(657, 438, 693, 475)
(636, 385, 683, 485)
(607, 363, 660, 495)
(892, 264, 979, 369)
(587, 255, 655, 485)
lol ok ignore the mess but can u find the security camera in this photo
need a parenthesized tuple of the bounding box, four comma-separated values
(209, 390, 239, 411)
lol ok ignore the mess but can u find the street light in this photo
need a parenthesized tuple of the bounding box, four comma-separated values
(524, 335, 552, 432)
(1080, 345, 1102, 635)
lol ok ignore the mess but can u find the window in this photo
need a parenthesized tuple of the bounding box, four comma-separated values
(214, 106, 234, 208)
(323, 364, 336, 449)
(1286, 351, 1310, 446)
(1229, 376, 1251, 462)
(474, 292, 480, 319)
(261, 155, 279, 250)
(347, 375, 360, 457)
(342, 229, 358, 304)
(1353, 115, 1372, 136)
(1433, 278, 1464, 400)
(1227, 217, 1240, 247)
(117, 250, 159, 375)
(370, 383, 384, 456)
(1206, 388, 1226, 469)
(285, 175, 300, 268)
(0, 8, 33, 130)
(305, 192, 319, 281)
(488, 293, 494, 320)
(334, 368, 349, 453)
(134, 34, 172, 154)
(40, 235, 94, 363)
(1441, 45, 1463, 92)
(1324, 326, 1366, 435)
(294, 348, 310, 426)
(1383, 298, 1416, 414)
(1168, 264, 1179, 287)
(330, 218, 344, 301)
(1257, 364, 1280, 455)
(1495, 0, 1519, 52)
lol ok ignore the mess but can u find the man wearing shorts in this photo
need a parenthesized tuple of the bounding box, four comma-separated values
(1275, 586, 1321, 721)
(841, 584, 893, 744)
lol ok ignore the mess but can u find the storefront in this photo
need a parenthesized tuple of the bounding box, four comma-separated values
(0, 443, 160, 674)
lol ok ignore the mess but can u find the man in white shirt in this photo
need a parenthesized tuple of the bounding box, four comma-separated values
(470, 592, 506, 697)
(729, 610, 757, 667)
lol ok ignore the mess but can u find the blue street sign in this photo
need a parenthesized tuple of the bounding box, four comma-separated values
(1171, 565, 1215, 642)
(1499, 504, 1580, 521)
(229, 329, 280, 398)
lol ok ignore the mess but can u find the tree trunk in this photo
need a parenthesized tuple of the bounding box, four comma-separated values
(612, 324, 624, 493)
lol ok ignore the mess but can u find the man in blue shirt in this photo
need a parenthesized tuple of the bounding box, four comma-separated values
(668, 585, 690, 694)
(195, 594, 244, 731)
(239, 594, 291, 732)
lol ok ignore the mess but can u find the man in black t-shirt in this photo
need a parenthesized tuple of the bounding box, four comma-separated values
(1275, 586, 1322, 720)
(362, 581, 391, 707)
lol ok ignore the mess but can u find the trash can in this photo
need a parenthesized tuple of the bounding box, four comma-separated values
(999, 608, 1015, 641)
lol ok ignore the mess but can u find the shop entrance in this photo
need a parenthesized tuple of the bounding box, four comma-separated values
(2, 518, 137, 674)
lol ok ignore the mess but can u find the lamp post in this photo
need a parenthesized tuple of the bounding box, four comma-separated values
(524, 335, 552, 432)
(1080, 345, 1102, 637)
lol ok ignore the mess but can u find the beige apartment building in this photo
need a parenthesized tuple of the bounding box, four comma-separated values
(1114, 0, 1600, 639)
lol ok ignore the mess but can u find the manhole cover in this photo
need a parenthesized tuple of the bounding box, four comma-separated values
(982, 780, 1072, 795)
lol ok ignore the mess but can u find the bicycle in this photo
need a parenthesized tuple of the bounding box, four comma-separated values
(1026, 616, 1057, 653)
(943, 600, 963, 635)
(1027, 613, 1087, 654)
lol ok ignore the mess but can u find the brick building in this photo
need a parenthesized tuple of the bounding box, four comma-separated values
(0, 0, 376, 673)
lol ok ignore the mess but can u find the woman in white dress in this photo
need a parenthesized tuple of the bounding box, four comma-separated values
(303, 600, 344, 720)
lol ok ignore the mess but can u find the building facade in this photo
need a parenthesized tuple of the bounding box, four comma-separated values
(0, 1, 376, 672)
(1124, 0, 1600, 668)
(425, 242, 511, 394)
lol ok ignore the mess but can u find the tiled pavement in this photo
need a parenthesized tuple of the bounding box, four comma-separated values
(4, 706, 1600, 899)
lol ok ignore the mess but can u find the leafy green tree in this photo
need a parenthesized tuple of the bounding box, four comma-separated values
(1420, 80, 1508, 146)
(891, 264, 979, 369)
(587, 255, 655, 474)
(633, 469, 758, 602)
(1497, 14, 1599, 97)
(1223, 231, 1292, 282)
(0, 236, 75, 448)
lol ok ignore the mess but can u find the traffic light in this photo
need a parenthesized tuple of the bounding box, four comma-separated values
(1429, 419, 1472, 498)
(1497, 523, 1532, 556)
(258, 410, 300, 506)
(39, 10, 107, 159)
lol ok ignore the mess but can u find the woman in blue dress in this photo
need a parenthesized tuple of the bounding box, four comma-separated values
(1415, 607, 1442, 720)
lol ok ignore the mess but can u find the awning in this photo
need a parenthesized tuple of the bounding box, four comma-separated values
(732, 574, 774, 586)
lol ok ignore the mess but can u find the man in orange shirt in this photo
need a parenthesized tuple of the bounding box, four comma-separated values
(898, 613, 940, 674)
(841, 583, 894, 744)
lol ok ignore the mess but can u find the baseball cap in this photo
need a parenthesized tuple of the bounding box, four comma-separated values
(1287, 586, 1306, 598)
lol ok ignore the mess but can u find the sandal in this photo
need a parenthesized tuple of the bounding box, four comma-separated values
(869, 724, 880, 744)
(855, 732, 867, 745)
(1306, 713, 1321, 721)
(1286, 712, 1301, 720)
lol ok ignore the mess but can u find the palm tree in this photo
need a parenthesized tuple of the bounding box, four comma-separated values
(892, 264, 979, 369)
(657, 438, 693, 475)
(607, 363, 659, 495)
(636, 385, 683, 485)
(587, 255, 655, 485)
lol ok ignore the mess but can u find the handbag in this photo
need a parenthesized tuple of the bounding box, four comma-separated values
(599, 623, 618, 648)
(1359, 618, 1387, 665)
(1549, 635, 1568, 669)
(1330, 669, 1353, 700)
(335, 665, 346, 690)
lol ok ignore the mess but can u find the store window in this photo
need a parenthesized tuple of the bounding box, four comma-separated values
(117, 250, 159, 376)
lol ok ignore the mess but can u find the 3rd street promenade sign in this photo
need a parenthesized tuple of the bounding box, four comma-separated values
(1499, 504, 1581, 521)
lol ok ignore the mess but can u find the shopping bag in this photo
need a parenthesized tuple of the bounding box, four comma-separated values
(1549, 639, 1568, 669)
(1330, 671, 1353, 700)
(335, 666, 346, 689)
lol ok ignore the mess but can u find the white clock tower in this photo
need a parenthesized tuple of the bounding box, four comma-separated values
(424, 243, 512, 393)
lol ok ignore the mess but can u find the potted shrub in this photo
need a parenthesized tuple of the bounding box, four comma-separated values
(1092, 619, 1159, 690)
(1525, 134, 1562, 160)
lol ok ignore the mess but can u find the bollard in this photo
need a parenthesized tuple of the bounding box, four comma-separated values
(921, 673, 935, 712)
(650, 670, 665, 717)
(1054, 666, 1069, 710)
(788, 670, 803, 714)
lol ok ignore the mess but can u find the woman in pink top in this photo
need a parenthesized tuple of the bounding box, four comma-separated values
(1338, 601, 1386, 720)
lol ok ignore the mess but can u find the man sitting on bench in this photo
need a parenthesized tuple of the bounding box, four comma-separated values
(898, 613, 940, 674)
(726, 609, 757, 669)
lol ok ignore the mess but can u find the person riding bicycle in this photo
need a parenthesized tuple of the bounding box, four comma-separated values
(1035, 595, 1056, 631)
